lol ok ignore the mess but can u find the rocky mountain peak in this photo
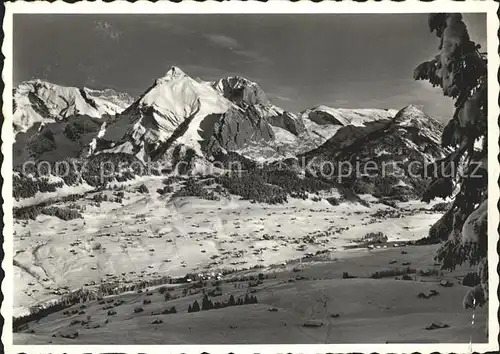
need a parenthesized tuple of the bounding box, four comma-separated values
(213, 76, 268, 107)
(393, 104, 443, 145)
(155, 66, 188, 85)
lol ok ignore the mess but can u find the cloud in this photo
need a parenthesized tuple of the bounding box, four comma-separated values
(205, 33, 272, 65)
(205, 34, 240, 49)
(95, 20, 121, 41)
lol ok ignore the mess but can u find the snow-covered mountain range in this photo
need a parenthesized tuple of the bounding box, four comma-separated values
(13, 80, 134, 134)
(12, 66, 445, 200)
(13, 67, 402, 163)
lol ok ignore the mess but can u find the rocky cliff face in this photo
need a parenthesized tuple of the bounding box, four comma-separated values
(204, 106, 275, 155)
(213, 76, 305, 137)
(266, 110, 306, 136)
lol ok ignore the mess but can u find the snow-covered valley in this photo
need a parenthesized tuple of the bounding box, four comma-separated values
(13, 175, 446, 317)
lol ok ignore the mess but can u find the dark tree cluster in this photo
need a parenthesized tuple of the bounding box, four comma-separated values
(41, 206, 83, 220)
(27, 128, 56, 155)
(98, 275, 175, 297)
(13, 152, 147, 202)
(13, 273, 203, 330)
(162, 306, 177, 314)
(63, 116, 101, 141)
(82, 153, 146, 187)
(211, 150, 258, 170)
(259, 168, 334, 194)
(211, 162, 340, 205)
(13, 174, 63, 199)
(137, 184, 149, 194)
(92, 193, 108, 203)
(173, 179, 219, 200)
(13, 288, 101, 332)
(188, 294, 258, 313)
(157, 185, 173, 195)
(414, 13, 488, 306)
(14, 205, 83, 220)
(217, 172, 288, 204)
(163, 176, 184, 185)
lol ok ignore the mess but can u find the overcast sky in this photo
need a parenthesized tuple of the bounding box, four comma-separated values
(14, 14, 486, 121)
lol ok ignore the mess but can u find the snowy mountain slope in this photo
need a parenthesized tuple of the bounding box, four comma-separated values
(304, 105, 443, 162)
(300, 105, 445, 199)
(82, 87, 135, 109)
(299, 106, 398, 145)
(212, 76, 397, 143)
(238, 106, 400, 161)
(91, 70, 296, 163)
(231, 105, 398, 161)
(92, 67, 235, 160)
(392, 104, 442, 145)
(13, 80, 133, 135)
(304, 105, 398, 127)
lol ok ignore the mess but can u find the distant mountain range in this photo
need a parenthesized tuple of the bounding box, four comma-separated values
(13, 80, 134, 134)
(12, 66, 445, 201)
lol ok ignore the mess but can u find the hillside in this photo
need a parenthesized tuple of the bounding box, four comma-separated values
(13, 240, 486, 344)
(300, 105, 445, 199)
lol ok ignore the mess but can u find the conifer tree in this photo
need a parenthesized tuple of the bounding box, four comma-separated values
(192, 300, 200, 312)
(414, 13, 488, 306)
(201, 294, 214, 311)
